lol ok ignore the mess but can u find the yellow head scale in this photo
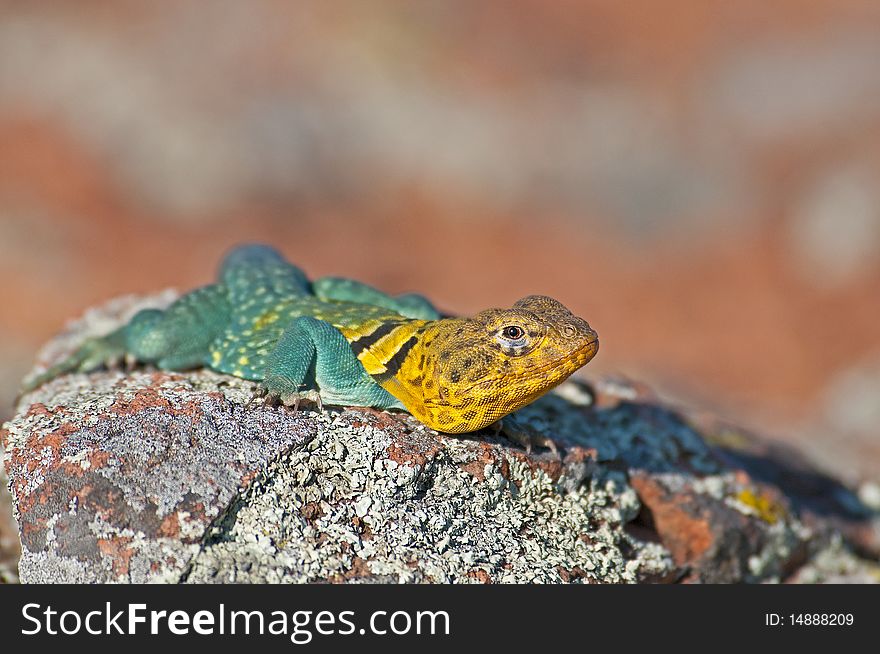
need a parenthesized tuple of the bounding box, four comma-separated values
(377, 295, 599, 433)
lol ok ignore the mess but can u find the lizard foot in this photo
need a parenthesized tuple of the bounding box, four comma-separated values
(255, 385, 324, 413)
(246, 385, 268, 408)
(281, 389, 324, 412)
(491, 416, 559, 456)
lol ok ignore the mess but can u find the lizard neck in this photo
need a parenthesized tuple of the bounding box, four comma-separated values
(341, 316, 448, 425)
(369, 320, 468, 431)
(344, 318, 432, 380)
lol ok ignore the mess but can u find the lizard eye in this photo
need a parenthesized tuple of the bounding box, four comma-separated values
(501, 325, 526, 341)
(500, 325, 525, 341)
(495, 323, 533, 355)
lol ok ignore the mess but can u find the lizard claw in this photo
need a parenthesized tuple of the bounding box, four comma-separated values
(281, 392, 301, 411)
(494, 416, 559, 456)
(102, 354, 123, 371)
(124, 353, 139, 371)
(247, 385, 267, 407)
(261, 391, 281, 408)
(257, 374, 323, 414)
(244, 390, 261, 408)
(280, 389, 323, 413)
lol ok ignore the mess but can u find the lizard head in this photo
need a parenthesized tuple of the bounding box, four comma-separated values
(382, 295, 598, 433)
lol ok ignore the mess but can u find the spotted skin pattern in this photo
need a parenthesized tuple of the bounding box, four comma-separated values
(23, 245, 599, 434)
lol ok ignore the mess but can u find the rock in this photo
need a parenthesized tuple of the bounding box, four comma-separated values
(2, 294, 877, 583)
(0, 454, 19, 583)
(786, 536, 880, 584)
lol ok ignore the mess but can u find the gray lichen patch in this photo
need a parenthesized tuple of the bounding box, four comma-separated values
(0, 448, 19, 584)
(184, 410, 672, 583)
(787, 535, 880, 583)
(5, 365, 317, 582)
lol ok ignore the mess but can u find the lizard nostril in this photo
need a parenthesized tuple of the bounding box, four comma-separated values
(562, 325, 577, 338)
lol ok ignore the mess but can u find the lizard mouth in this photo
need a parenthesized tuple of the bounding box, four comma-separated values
(528, 337, 599, 375)
(457, 337, 599, 396)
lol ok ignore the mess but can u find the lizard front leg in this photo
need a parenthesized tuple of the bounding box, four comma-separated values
(261, 316, 404, 411)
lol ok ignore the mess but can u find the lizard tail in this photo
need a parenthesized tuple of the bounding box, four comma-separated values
(17, 327, 128, 400)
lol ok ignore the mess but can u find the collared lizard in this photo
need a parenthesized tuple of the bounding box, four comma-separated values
(22, 245, 599, 445)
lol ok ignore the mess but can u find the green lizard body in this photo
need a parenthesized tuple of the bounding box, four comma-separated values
(22, 245, 599, 435)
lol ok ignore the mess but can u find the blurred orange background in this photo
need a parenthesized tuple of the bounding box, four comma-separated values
(1, 0, 878, 481)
